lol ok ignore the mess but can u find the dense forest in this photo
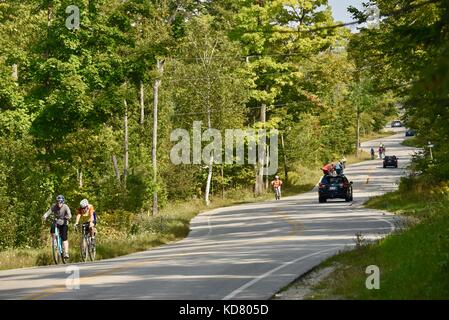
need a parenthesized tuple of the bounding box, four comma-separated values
(0, 0, 409, 251)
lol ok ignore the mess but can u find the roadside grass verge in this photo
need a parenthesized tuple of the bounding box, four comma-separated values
(401, 137, 420, 148)
(361, 130, 396, 143)
(346, 150, 372, 165)
(299, 177, 449, 299)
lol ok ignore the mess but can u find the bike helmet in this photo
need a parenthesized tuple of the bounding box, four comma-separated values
(56, 195, 65, 204)
(275, 175, 279, 179)
(80, 199, 89, 209)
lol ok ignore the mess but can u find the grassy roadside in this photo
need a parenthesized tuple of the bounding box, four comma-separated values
(361, 130, 396, 143)
(401, 136, 420, 148)
(291, 177, 449, 299)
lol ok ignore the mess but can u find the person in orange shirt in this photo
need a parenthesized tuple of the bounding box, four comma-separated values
(74, 199, 97, 240)
(271, 175, 283, 200)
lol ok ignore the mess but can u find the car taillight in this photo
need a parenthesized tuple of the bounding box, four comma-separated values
(319, 183, 326, 189)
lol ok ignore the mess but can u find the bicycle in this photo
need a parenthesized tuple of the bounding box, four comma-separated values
(51, 222, 67, 265)
(78, 222, 96, 262)
(274, 187, 281, 200)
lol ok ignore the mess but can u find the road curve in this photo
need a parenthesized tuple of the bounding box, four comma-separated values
(0, 127, 416, 300)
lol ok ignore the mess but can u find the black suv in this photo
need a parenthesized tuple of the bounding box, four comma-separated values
(383, 155, 398, 168)
(318, 175, 353, 203)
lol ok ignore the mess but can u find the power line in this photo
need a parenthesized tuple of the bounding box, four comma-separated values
(170, 101, 314, 117)
(168, 52, 311, 62)
(162, 0, 442, 65)
(164, 71, 302, 83)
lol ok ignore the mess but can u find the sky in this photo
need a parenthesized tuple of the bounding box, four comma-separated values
(327, 0, 365, 30)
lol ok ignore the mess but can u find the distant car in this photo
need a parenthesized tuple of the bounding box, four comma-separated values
(383, 155, 398, 168)
(318, 175, 353, 203)
(391, 120, 402, 127)
(405, 129, 416, 136)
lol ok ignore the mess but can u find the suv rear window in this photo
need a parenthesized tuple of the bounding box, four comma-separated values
(321, 176, 347, 184)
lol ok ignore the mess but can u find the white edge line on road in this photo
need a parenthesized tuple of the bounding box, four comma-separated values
(222, 247, 339, 300)
(373, 215, 396, 233)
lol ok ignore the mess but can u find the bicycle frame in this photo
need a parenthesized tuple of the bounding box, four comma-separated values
(55, 226, 63, 253)
(274, 187, 281, 200)
(52, 222, 65, 264)
(80, 222, 96, 262)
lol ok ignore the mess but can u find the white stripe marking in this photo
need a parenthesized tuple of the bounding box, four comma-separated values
(222, 247, 339, 300)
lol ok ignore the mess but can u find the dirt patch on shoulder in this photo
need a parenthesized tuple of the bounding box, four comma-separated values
(273, 263, 341, 300)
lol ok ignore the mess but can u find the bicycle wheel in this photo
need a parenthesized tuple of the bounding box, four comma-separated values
(60, 237, 66, 264)
(80, 235, 88, 262)
(88, 236, 96, 261)
(52, 236, 61, 265)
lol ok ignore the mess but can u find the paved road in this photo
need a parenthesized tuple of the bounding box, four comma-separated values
(0, 127, 416, 300)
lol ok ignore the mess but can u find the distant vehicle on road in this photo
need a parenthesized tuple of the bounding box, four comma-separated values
(405, 129, 416, 136)
(383, 155, 398, 168)
(391, 120, 402, 127)
(318, 175, 353, 203)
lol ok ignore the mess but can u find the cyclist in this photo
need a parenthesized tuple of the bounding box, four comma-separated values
(42, 195, 72, 259)
(335, 162, 344, 175)
(340, 157, 347, 169)
(370, 147, 375, 160)
(322, 163, 332, 175)
(271, 175, 283, 200)
(74, 199, 97, 244)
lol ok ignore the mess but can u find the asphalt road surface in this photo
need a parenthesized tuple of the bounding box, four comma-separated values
(0, 127, 416, 300)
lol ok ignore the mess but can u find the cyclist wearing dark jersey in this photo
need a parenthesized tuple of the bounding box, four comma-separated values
(43, 195, 72, 259)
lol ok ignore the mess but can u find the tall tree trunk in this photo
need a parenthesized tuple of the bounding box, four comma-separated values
(281, 132, 288, 180)
(77, 168, 83, 188)
(356, 109, 361, 158)
(265, 144, 269, 190)
(112, 154, 121, 183)
(12, 64, 18, 81)
(255, 103, 266, 195)
(205, 109, 213, 206)
(140, 80, 145, 125)
(152, 60, 164, 216)
(123, 99, 129, 187)
(221, 165, 225, 199)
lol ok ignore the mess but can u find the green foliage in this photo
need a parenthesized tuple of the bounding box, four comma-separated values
(348, 0, 449, 179)
(0, 0, 396, 250)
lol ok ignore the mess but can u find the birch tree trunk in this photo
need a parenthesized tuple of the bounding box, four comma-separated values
(356, 109, 361, 158)
(205, 109, 213, 206)
(152, 60, 164, 216)
(281, 132, 288, 180)
(112, 154, 121, 183)
(140, 80, 145, 125)
(221, 165, 225, 199)
(265, 144, 269, 190)
(255, 103, 266, 195)
(78, 168, 83, 188)
(123, 99, 129, 187)
(12, 64, 18, 81)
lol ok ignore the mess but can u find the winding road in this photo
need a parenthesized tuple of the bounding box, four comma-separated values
(0, 127, 416, 300)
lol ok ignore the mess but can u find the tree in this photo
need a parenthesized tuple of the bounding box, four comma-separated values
(169, 15, 249, 205)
